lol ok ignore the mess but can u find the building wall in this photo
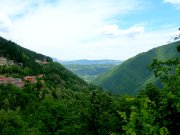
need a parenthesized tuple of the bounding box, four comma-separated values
(0, 75, 24, 87)
(0, 57, 7, 65)
(0, 57, 15, 66)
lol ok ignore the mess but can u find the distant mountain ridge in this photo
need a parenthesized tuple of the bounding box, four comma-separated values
(55, 59, 122, 65)
(93, 41, 180, 95)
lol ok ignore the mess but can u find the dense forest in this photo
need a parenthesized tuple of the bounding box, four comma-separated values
(0, 37, 179, 135)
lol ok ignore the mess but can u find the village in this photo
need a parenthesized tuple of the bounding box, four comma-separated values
(0, 74, 44, 88)
(0, 56, 45, 88)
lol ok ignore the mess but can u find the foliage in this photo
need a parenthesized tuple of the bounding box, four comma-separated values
(0, 36, 179, 134)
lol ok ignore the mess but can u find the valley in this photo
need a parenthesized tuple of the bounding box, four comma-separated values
(59, 60, 122, 82)
(0, 36, 179, 134)
(0, 0, 180, 134)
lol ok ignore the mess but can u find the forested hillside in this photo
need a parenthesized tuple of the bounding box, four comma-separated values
(0, 37, 52, 73)
(93, 41, 180, 95)
(0, 37, 179, 134)
(0, 36, 94, 91)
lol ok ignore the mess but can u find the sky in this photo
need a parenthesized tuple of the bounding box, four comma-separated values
(0, 0, 180, 60)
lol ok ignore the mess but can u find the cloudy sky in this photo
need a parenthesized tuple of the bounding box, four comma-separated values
(0, 0, 180, 60)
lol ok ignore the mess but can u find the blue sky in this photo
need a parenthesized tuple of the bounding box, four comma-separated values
(0, 0, 179, 60)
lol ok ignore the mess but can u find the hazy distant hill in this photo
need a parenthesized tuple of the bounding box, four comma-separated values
(54, 59, 122, 82)
(58, 59, 122, 65)
(93, 41, 180, 95)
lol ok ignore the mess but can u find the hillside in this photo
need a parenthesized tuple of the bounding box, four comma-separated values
(60, 60, 122, 82)
(93, 41, 180, 95)
(0, 36, 179, 134)
(0, 36, 92, 91)
(0, 37, 52, 64)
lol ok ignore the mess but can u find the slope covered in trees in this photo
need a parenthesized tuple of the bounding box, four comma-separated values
(93, 41, 180, 95)
(0, 36, 92, 91)
(0, 37, 52, 71)
(0, 37, 179, 134)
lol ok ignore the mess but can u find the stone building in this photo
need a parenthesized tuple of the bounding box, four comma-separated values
(7, 60, 14, 65)
(0, 75, 24, 88)
(0, 57, 7, 65)
(0, 57, 14, 66)
(24, 76, 37, 83)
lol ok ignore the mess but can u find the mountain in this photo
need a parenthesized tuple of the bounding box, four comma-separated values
(93, 41, 180, 95)
(54, 59, 122, 82)
(0, 36, 179, 134)
(59, 59, 122, 65)
(0, 36, 92, 91)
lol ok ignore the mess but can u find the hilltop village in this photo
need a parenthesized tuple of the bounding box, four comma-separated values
(0, 56, 47, 88)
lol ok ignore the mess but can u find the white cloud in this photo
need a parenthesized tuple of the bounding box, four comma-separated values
(164, 0, 180, 9)
(0, 0, 57, 16)
(96, 24, 144, 39)
(164, 0, 180, 4)
(96, 25, 119, 35)
(0, 0, 31, 16)
(3, 0, 144, 58)
(0, 13, 12, 31)
(76, 27, 177, 60)
(0, 0, 57, 38)
(123, 25, 144, 37)
(0, 13, 13, 38)
(0, 0, 178, 60)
